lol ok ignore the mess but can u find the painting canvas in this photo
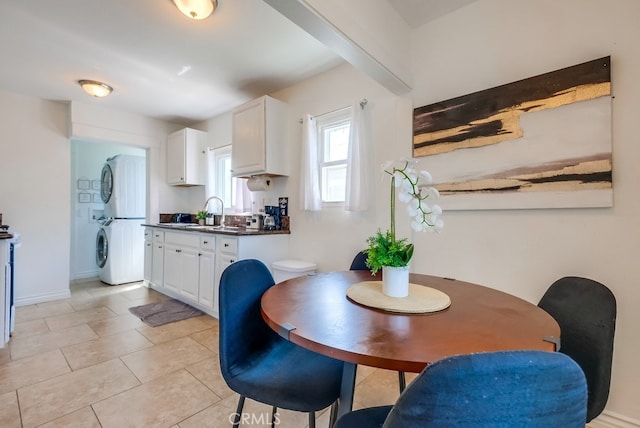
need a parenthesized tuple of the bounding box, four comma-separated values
(413, 56, 612, 210)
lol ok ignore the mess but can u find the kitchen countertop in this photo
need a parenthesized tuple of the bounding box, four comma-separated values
(143, 223, 290, 236)
(0, 232, 13, 240)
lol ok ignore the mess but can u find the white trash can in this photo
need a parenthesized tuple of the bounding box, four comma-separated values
(271, 259, 317, 283)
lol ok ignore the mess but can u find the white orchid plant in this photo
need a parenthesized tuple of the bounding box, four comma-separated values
(366, 160, 443, 274)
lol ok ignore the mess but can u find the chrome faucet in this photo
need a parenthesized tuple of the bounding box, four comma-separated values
(203, 196, 224, 226)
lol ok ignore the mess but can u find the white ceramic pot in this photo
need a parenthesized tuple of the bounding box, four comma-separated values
(382, 265, 410, 298)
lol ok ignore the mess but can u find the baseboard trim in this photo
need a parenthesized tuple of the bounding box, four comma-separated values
(589, 411, 640, 428)
(70, 276, 100, 285)
(15, 290, 71, 307)
(72, 270, 99, 280)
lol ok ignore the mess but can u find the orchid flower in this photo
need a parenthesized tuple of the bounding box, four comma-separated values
(382, 160, 444, 238)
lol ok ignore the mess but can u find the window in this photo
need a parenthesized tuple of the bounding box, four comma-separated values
(211, 146, 232, 208)
(207, 146, 251, 213)
(316, 108, 351, 204)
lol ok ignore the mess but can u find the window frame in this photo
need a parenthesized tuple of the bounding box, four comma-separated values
(208, 145, 232, 212)
(315, 107, 352, 206)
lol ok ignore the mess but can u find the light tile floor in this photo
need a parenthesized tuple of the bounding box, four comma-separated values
(0, 279, 405, 428)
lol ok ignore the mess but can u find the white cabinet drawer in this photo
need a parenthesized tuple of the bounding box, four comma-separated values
(218, 253, 238, 271)
(200, 235, 215, 251)
(217, 237, 238, 255)
(165, 231, 199, 248)
(153, 230, 165, 242)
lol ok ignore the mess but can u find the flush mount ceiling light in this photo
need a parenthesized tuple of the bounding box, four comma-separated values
(78, 80, 113, 98)
(173, 0, 218, 20)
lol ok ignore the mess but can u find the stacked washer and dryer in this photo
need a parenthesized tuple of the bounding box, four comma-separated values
(96, 154, 146, 285)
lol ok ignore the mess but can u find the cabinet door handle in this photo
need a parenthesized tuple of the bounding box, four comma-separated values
(198, 253, 202, 256)
(230, 259, 235, 263)
(203, 241, 208, 244)
(224, 243, 229, 247)
(176, 249, 182, 253)
(158, 245, 163, 249)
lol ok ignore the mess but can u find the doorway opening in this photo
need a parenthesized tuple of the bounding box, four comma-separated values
(70, 140, 147, 282)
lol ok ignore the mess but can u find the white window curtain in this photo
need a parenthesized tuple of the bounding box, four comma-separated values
(345, 100, 368, 211)
(232, 177, 252, 213)
(300, 114, 322, 211)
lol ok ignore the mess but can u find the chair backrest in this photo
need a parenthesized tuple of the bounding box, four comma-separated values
(349, 250, 369, 271)
(382, 350, 587, 428)
(218, 259, 277, 379)
(538, 276, 616, 422)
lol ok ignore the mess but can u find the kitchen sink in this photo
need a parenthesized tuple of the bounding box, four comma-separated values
(202, 225, 241, 231)
(156, 223, 247, 233)
(183, 225, 241, 231)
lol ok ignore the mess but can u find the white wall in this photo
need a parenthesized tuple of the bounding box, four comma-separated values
(0, 92, 183, 304)
(407, 0, 640, 422)
(0, 92, 71, 303)
(271, 64, 410, 271)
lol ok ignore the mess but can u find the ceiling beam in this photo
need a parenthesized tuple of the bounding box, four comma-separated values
(264, 0, 413, 95)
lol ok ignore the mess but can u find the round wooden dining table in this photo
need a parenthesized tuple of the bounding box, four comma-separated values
(260, 270, 560, 418)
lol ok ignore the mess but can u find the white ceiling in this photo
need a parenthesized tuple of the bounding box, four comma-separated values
(0, 0, 477, 125)
(387, 0, 478, 28)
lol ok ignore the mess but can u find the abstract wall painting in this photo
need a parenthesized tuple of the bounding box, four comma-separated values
(412, 56, 612, 210)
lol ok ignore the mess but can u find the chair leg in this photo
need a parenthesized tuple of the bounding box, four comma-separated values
(328, 401, 338, 428)
(398, 371, 406, 393)
(232, 396, 246, 428)
(308, 411, 316, 428)
(271, 406, 277, 428)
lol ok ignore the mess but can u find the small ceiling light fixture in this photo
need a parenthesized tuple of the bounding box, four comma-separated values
(78, 80, 113, 98)
(173, 0, 218, 20)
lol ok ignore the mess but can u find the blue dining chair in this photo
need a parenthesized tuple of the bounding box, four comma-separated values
(349, 250, 369, 271)
(538, 276, 616, 422)
(335, 350, 588, 428)
(218, 259, 344, 428)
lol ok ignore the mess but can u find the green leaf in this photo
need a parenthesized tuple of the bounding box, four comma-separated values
(365, 229, 414, 275)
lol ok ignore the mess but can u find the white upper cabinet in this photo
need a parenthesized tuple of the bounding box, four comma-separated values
(167, 128, 207, 186)
(231, 95, 288, 177)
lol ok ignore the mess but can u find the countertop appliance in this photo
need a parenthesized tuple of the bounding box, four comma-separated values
(263, 215, 276, 230)
(264, 206, 280, 230)
(247, 214, 263, 230)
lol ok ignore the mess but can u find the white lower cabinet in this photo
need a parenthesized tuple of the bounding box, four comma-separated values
(151, 232, 165, 289)
(215, 237, 239, 318)
(198, 236, 216, 309)
(163, 232, 200, 301)
(145, 227, 289, 318)
(151, 243, 164, 287)
(143, 239, 152, 283)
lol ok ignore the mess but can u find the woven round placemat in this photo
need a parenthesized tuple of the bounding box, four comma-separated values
(346, 281, 451, 314)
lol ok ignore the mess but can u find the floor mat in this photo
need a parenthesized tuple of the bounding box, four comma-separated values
(129, 299, 204, 327)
